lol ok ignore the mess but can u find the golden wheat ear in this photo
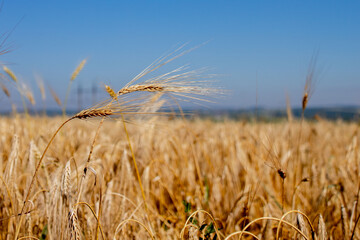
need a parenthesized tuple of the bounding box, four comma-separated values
(3, 66, 17, 82)
(72, 109, 114, 119)
(0, 81, 10, 97)
(68, 208, 81, 240)
(318, 214, 327, 240)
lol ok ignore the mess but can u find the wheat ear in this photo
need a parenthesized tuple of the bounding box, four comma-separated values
(63, 59, 87, 116)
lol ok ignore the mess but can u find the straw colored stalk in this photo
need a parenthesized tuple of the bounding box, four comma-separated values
(25, 88, 36, 105)
(36, 75, 47, 114)
(61, 160, 71, 202)
(0, 82, 10, 98)
(3, 66, 30, 115)
(70, 59, 87, 82)
(68, 209, 81, 240)
(49, 85, 62, 107)
(317, 214, 327, 240)
(302, 53, 318, 112)
(63, 59, 87, 116)
(3, 66, 17, 82)
(105, 85, 117, 99)
(35, 74, 46, 101)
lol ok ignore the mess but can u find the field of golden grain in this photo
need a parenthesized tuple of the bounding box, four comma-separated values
(0, 115, 359, 239)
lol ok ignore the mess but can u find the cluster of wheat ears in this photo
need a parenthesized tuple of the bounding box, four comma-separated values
(1, 46, 360, 239)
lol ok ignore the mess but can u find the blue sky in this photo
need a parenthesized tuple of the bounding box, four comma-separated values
(0, 1, 359, 110)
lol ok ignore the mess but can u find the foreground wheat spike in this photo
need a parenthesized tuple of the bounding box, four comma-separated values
(72, 109, 114, 119)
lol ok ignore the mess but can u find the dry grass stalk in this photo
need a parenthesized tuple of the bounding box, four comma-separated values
(341, 205, 349, 239)
(48, 85, 62, 106)
(35, 74, 46, 101)
(302, 53, 318, 112)
(3, 66, 17, 82)
(70, 59, 87, 81)
(28, 141, 40, 173)
(61, 160, 71, 203)
(286, 93, 293, 123)
(105, 84, 117, 99)
(4, 135, 19, 184)
(0, 82, 10, 97)
(296, 212, 309, 240)
(68, 208, 81, 240)
(349, 200, 357, 234)
(318, 214, 327, 240)
(2, 66, 30, 114)
(24, 87, 35, 105)
(64, 59, 87, 115)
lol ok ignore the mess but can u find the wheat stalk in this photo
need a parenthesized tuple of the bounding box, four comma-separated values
(3, 66, 17, 82)
(48, 85, 62, 106)
(296, 213, 309, 240)
(3, 66, 30, 115)
(302, 53, 318, 112)
(341, 205, 349, 239)
(318, 214, 327, 240)
(68, 208, 81, 240)
(105, 85, 117, 99)
(61, 160, 71, 203)
(0, 81, 10, 97)
(71, 59, 87, 81)
(63, 59, 87, 116)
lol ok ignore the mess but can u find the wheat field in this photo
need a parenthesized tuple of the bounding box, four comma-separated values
(0, 45, 358, 239)
(0, 114, 359, 239)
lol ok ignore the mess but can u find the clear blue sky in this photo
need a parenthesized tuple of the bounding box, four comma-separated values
(0, 1, 359, 110)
